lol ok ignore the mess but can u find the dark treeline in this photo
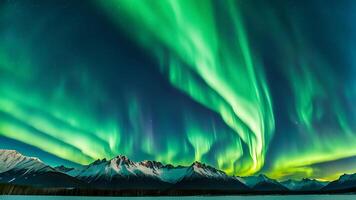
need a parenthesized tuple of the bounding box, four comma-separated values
(1, 184, 356, 196)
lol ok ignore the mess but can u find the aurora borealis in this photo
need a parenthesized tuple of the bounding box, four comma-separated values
(0, 0, 355, 181)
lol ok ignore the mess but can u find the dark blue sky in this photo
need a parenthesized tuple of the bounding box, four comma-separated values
(0, 0, 355, 180)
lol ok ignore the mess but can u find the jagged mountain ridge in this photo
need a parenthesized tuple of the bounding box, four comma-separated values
(237, 174, 288, 191)
(281, 178, 328, 191)
(63, 155, 228, 182)
(0, 150, 52, 174)
(0, 150, 246, 190)
(4, 149, 355, 193)
(61, 155, 246, 190)
(0, 150, 84, 188)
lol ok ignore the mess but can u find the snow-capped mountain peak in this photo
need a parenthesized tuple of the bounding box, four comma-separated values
(281, 178, 328, 191)
(62, 156, 230, 184)
(238, 174, 280, 188)
(139, 160, 164, 169)
(112, 155, 135, 166)
(187, 161, 227, 179)
(0, 149, 52, 173)
(67, 156, 158, 180)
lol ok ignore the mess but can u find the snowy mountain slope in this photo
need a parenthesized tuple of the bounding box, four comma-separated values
(64, 156, 229, 184)
(59, 155, 248, 190)
(62, 156, 173, 189)
(281, 178, 328, 191)
(66, 156, 165, 182)
(0, 150, 52, 174)
(238, 174, 279, 188)
(0, 149, 85, 187)
(4, 149, 355, 193)
(173, 162, 248, 191)
(238, 174, 288, 191)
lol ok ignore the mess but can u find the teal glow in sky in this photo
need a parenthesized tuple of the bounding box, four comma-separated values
(0, 0, 355, 181)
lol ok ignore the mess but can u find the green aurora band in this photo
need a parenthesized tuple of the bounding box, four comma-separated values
(97, 0, 275, 175)
(0, 0, 355, 181)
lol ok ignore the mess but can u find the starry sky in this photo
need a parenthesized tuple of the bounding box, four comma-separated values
(0, 0, 355, 181)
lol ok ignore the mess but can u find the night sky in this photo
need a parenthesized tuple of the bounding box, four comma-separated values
(0, 0, 355, 181)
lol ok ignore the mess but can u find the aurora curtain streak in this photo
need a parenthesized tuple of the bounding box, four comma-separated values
(97, 0, 275, 175)
(0, 0, 355, 181)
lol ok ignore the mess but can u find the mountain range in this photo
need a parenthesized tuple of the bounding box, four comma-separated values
(0, 149, 355, 195)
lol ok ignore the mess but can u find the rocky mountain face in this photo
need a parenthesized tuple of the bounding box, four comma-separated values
(4, 149, 356, 194)
(62, 155, 247, 190)
(281, 178, 328, 191)
(0, 150, 84, 188)
(237, 174, 288, 191)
